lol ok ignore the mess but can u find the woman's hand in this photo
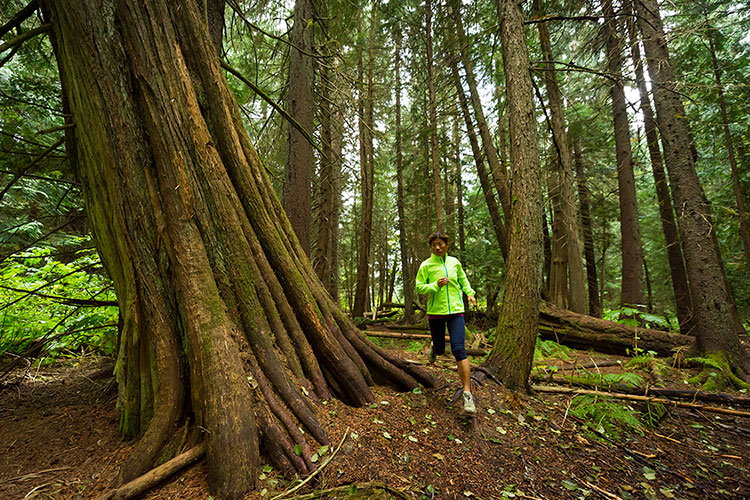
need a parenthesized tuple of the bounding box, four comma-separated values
(437, 277, 449, 287)
(468, 295, 477, 308)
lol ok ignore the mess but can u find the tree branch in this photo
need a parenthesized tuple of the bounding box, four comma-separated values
(0, 0, 40, 39)
(0, 136, 66, 203)
(220, 61, 325, 159)
(0, 24, 49, 54)
(0, 285, 117, 307)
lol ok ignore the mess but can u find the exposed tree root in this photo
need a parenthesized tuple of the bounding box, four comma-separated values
(96, 442, 206, 500)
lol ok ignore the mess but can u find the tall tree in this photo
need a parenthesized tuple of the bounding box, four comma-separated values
(450, 0, 511, 222)
(312, 6, 342, 300)
(484, 0, 543, 392)
(625, 2, 693, 333)
(352, 4, 376, 318)
(532, 0, 587, 314)
(635, 0, 750, 380)
(602, 0, 645, 309)
(704, 19, 750, 275)
(394, 24, 414, 323)
(573, 138, 602, 317)
(283, 0, 315, 254)
(453, 59, 509, 261)
(425, 0, 444, 232)
(39, 2, 434, 499)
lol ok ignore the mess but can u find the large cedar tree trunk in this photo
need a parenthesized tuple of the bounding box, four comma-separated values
(43, 1, 434, 498)
(635, 0, 750, 380)
(484, 0, 543, 392)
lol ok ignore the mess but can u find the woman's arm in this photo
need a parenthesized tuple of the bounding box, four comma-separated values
(455, 261, 476, 298)
(415, 263, 439, 295)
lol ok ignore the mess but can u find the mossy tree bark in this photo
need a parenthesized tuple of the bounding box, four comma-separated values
(635, 0, 750, 381)
(42, 1, 434, 498)
(484, 0, 543, 393)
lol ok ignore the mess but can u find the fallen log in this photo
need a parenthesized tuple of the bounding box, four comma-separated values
(363, 331, 486, 356)
(539, 302, 693, 356)
(96, 442, 206, 500)
(532, 385, 750, 418)
(532, 375, 750, 408)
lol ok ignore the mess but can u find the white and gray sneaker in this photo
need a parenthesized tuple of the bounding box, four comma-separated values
(463, 391, 476, 414)
(427, 345, 437, 363)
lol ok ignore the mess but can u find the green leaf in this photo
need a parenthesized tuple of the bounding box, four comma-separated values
(293, 444, 303, 456)
(561, 479, 578, 491)
(642, 466, 656, 480)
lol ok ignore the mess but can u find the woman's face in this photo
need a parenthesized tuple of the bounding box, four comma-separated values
(430, 238, 448, 257)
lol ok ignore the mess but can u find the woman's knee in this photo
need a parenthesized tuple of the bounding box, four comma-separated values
(451, 344, 467, 362)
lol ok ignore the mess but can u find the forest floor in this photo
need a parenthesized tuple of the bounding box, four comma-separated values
(1, 341, 749, 500)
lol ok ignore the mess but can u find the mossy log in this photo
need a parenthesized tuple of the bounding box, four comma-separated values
(539, 303, 692, 356)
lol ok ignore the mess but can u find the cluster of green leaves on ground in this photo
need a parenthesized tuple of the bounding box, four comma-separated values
(0, 240, 118, 358)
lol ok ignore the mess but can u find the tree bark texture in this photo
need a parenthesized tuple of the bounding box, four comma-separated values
(602, 0, 645, 309)
(625, 4, 693, 334)
(484, 0, 543, 393)
(43, 1, 434, 498)
(283, 0, 315, 254)
(573, 138, 602, 317)
(635, 0, 750, 379)
(532, 0, 587, 314)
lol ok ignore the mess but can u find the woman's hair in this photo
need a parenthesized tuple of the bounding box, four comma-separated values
(428, 231, 450, 245)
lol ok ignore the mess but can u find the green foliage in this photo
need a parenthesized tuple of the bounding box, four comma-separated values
(603, 307, 672, 330)
(0, 242, 118, 357)
(567, 371, 645, 389)
(686, 355, 750, 391)
(569, 394, 643, 439)
(533, 337, 571, 362)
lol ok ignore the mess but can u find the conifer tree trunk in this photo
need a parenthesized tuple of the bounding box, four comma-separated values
(532, 0, 587, 314)
(353, 5, 376, 318)
(602, 0, 645, 309)
(452, 59, 509, 261)
(625, 4, 693, 332)
(283, 0, 315, 254)
(635, 0, 749, 380)
(426, 0, 445, 232)
(451, 0, 511, 221)
(394, 27, 414, 323)
(705, 20, 750, 275)
(485, 0, 543, 392)
(574, 138, 602, 317)
(312, 14, 342, 300)
(42, 2, 434, 499)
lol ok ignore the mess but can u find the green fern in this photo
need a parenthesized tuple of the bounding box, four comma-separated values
(569, 394, 643, 439)
(533, 337, 571, 362)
